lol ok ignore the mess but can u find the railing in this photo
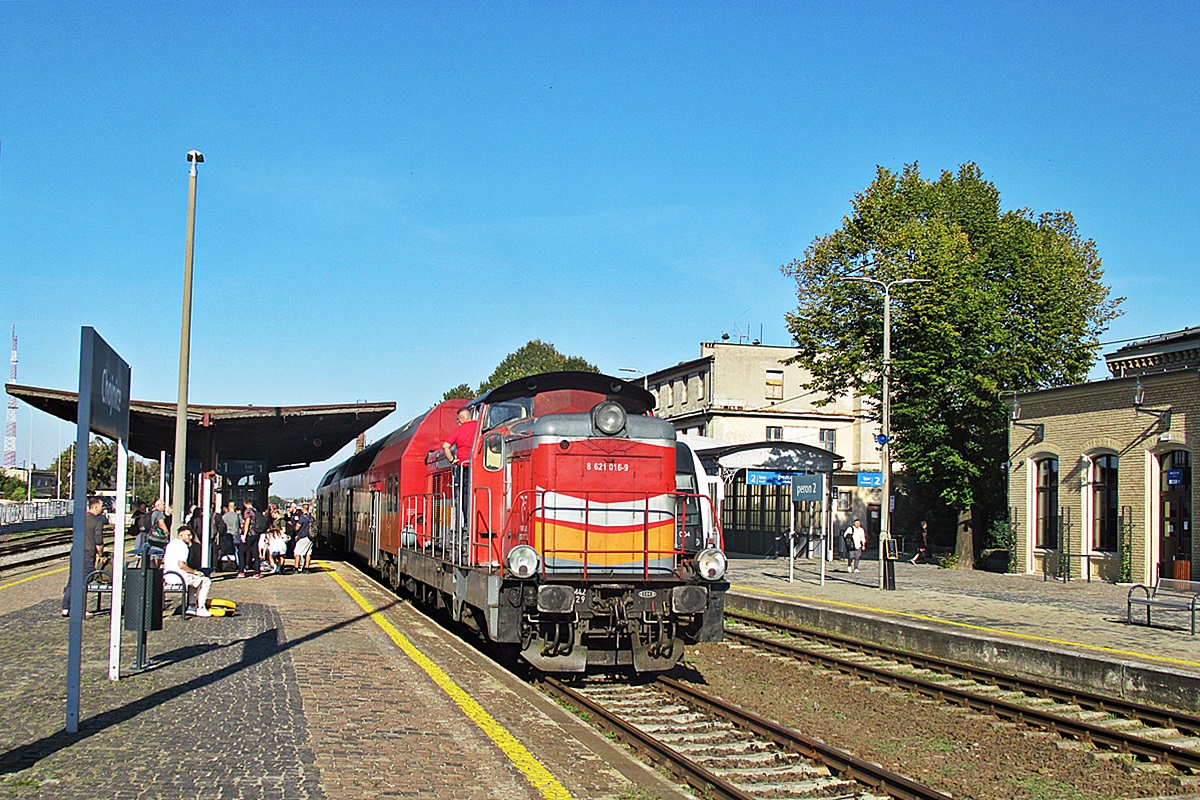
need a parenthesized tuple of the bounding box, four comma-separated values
(506, 489, 682, 580)
(0, 500, 75, 526)
(396, 489, 723, 577)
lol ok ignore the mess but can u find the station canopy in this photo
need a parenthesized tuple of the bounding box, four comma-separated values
(681, 436, 844, 476)
(5, 383, 395, 474)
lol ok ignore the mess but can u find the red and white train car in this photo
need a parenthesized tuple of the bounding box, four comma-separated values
(316, 371, 728, 672)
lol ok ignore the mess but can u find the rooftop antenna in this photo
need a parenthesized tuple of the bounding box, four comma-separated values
(4, 324, 16, 467)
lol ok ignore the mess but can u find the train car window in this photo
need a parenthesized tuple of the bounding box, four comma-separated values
(483, 433, 504, 472)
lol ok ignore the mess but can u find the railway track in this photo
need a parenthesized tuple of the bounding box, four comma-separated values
(0, 528, 73, 572)
(539, 674, 952, 800)
(725, 609, 1200, 775)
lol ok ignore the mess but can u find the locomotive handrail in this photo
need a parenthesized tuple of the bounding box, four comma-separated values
(471, 486, 497, 567)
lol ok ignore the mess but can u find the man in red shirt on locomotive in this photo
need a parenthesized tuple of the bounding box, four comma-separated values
(442, 407, 478, 536)
(441, 407, 477, 465)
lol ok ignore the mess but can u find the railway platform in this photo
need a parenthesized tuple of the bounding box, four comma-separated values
(0, 558, 690, 800)
(724, 554, 1200, 713)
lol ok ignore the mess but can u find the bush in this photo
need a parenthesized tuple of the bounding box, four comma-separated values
(937, 552, 959, 569)
(988, 518, 1017, 573)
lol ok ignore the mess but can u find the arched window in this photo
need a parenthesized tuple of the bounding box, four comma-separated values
(1035, 458, 1059, 550)
(1091, 455, 1118, 552)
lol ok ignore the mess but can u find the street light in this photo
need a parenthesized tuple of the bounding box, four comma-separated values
(619, 367, 648, 389)
(172, 150, 202, 529)
(845, 275, 930, 590)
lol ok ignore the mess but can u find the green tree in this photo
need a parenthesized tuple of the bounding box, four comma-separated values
(46, 440, 161, 504)
(0, 472, 28, 501)
(442, 383, 475, 401)
(474, 340, 599, 395)
(781, 162, 1121, 566)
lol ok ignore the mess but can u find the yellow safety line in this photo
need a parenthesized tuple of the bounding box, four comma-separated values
(0, 566, 68, 591)
(320, 560, 574, 800)
(733, 583, 1200, 670)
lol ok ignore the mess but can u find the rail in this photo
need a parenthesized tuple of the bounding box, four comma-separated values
(725, 610, 1200, 774)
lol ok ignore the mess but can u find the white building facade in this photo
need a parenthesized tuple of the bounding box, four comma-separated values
(645, 341, 885, 554)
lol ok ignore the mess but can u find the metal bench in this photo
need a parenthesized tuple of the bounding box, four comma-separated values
(85, 569, 113, 614)
(162, 569, 190, 622)
(1127, 574, 1200, 635)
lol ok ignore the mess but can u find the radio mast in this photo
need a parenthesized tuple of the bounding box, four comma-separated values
(4, 325, 16, 467)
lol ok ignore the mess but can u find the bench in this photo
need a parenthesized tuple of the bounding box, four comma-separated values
(85, 569, 113, 614)
(1127, 575, 1200, 635)
(162, 569, 190, 621)
(86, 568, 191, 621)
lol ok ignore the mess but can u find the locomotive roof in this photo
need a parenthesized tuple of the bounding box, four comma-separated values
(472, 371, 654, 414)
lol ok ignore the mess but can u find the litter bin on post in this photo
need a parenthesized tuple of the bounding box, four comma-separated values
(124, 563, 163, 670)
(883, 537, 898, 591)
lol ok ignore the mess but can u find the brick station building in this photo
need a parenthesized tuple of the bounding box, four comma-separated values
(1008, 327, 1199, 584)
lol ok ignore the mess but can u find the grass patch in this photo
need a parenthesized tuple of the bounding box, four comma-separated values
(1007, 776, 1116, 800)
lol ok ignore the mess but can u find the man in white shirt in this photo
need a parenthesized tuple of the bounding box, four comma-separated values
(845, 518, 867, 573)
(163, 527, 213, 617)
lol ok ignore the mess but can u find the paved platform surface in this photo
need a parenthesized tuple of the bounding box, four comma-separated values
(4, 549, 1196, 799)
(0, 558, 688, 800)
(725, 554, 1200, 707)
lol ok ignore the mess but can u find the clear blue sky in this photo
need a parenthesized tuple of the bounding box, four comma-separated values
(2, 2, 1197, 496)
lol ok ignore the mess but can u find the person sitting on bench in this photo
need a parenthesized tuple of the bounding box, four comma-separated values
(164, 527, 212, 617)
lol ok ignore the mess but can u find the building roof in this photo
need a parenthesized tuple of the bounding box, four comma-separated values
(5, 383, 395, 473)
(687, 439, 844, 473)
(1105, 326, 1200, 376)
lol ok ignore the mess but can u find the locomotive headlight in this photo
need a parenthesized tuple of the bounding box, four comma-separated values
(506, 545, 540, 578)
(592, 400, 627, 436)
(694, 547, 727, 581)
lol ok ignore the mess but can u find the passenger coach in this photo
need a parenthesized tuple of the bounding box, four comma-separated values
(316, 371, 728, 672)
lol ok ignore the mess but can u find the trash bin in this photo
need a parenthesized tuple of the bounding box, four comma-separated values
(124, 565, 164, 632)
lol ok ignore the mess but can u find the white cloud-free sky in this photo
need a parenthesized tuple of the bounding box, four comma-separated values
(3, 2, 1196, 495)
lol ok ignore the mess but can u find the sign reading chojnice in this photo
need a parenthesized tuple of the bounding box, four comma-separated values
(84, 327, 130, 441)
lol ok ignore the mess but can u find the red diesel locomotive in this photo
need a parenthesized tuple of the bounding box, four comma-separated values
(315, 371, 728, 672)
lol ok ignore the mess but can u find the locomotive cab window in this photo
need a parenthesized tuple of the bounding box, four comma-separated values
(483, 432, 504, 472)
(485, 399, 532, 430)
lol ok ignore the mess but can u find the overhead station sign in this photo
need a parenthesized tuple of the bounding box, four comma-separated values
(746, 470, 791, 486)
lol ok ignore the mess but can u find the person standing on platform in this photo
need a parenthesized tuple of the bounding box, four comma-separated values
(163, 527, 212, 616)
(845, 518, 866, 573)
(241, 499, 266, 578)
(128, 500, 149, 551)
(911, 520, 931, 564)
(61, 497, 106, 617)
(222, 501, 243, 575)
(292, 503, 313, 573)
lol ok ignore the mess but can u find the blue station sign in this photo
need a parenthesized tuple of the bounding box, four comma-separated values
(857, 471, 883, 488)
(747, 470, 792, 486)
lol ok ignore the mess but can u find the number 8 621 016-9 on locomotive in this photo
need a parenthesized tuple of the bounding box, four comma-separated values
(315, 371, 728, 673)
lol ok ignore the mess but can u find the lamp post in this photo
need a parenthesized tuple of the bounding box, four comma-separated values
(172, 150, 203, 530)
(846, 275, 930, 589)
(619, 367, 648, 389)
